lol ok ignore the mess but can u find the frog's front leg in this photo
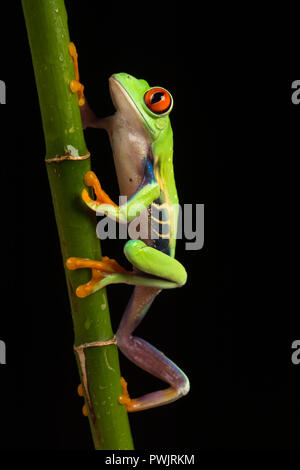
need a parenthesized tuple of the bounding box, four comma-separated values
(68, 41, 111, 130)
(69, 42, 85, 107)
(81, 165, 160, 222)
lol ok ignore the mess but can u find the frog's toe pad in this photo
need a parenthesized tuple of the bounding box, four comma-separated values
(118, 377, 138, 412)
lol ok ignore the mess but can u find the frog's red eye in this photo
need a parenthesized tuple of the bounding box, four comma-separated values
(144, 88, 172, 115)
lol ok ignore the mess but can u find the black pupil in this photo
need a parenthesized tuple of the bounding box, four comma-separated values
(151, 92, 165, 104)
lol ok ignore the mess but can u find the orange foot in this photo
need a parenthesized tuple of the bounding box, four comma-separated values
(77, 383, 88, 417)
(118, 377, 138, 412)
(66, 256, 132, 298)
(69, 42, 85, 106)
(82, 171, 118, 207)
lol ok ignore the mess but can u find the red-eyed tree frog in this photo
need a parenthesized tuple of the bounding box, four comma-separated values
(66, 44, 189, 412)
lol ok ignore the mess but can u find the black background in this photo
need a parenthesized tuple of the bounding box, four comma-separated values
(0, 2, 299, 451)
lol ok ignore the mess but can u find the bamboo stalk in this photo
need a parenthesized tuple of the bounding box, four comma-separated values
(22, 0, 134, 450)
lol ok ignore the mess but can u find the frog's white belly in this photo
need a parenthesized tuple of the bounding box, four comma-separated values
(109, 113, 151, 199)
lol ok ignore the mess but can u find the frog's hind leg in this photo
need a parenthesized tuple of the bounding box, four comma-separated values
(116, 285, 190, 412)
(66, 240, 189, 410)
(123, 239, 187, 288)
(66, 240, 187, 297)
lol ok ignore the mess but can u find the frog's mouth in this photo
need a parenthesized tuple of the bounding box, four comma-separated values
(109, 75, 154, 136)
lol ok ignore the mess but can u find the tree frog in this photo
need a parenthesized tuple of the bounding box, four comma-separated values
(66, 47, 189, 411)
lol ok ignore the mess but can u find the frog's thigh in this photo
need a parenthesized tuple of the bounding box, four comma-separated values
(124, 240, 187, 286)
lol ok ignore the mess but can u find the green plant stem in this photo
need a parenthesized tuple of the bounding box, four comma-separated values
(22, 0, 134, 450)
